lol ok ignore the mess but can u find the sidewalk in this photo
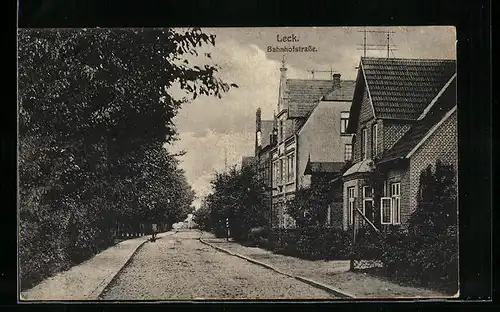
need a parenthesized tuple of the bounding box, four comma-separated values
(200, 233, 450, 299)
(20, 231, 172, 301)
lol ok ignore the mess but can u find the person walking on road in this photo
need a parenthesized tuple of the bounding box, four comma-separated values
(151, 223, 158, 242)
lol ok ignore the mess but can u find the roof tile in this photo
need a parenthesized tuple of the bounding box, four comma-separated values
(378, 77, 456, 163)
(362, 57, 456, 120)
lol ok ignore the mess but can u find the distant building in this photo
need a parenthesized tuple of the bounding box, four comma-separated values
(254, 108, 278, 228)
(342, 57, 457, 231)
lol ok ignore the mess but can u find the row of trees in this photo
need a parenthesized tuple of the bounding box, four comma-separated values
(195, 165, 268, 240)
(18, 28, 235, 289)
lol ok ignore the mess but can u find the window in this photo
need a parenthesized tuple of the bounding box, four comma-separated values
(285, 157, 289, 181)
(361, 128, 368, 160)
(256, 130, 262, 148)
(362, 186, 374, 224)
(391, 182, 401, 224)
(348, 186, 355, 225)
(380, 182, 401, 225)
(340, 112, 350, 134)
(287, 154, 295, 181)
(273, 161, 280, 185)
(344, 144, 353, 161)
(371, 123, 378, 157)
(280, 159, 284, 182)
(279, 120, 284, 141)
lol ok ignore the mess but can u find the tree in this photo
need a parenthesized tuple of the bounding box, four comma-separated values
(288, 179, 334, 227)
(18, 28, 236, 289)
(408, 160, 457, 237)
(204, 165, 267, 240)
(194, 200, 212, 231)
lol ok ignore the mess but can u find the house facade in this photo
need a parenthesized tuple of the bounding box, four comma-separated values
(342, 57, 457, 232)
(296, 80, 355, 227)
(254, 108, 277, 227)
(269, 60, 355, 229)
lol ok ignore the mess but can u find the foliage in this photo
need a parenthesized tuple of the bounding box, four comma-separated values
(356, 161, 458, 291)
(288, 179, 334, 227)
(203, 165, 268, 240)
(193, 200, 212, 232)
(408, 160, 457, 236)
(247, 226, 352, 260)
(18, 28, 235, 290)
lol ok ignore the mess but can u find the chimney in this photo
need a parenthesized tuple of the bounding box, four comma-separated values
(256, 108, 262, 132)
(255, 108, 262, 156)
(332, 73, 341, 89)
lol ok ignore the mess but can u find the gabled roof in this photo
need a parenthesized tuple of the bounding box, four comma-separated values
(342, 158, 374, 177)
(286, 79, 335, 118)
(304, 160, 344, 175)
(347, 57, 456, 132)
(260, 120, 275, 148)
(322, 80, 356, 101)
(378, 76, 457, 164)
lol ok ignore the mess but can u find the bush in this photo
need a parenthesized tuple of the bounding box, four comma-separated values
(253, 226, 351, 260)
(372, 225, 458, 290)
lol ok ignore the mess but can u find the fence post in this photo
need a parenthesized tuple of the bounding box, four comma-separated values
(350, 206, 356, 271)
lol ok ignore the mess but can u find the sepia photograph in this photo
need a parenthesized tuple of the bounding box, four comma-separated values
(18, 26, 458, 301)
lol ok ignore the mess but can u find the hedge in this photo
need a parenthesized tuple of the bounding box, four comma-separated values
(352, 226, 458, 291)
(246, 226, 352, 260)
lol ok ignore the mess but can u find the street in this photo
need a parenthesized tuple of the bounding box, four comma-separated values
(98, 230, 336, 300)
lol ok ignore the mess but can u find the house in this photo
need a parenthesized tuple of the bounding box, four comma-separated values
(342, 57, 457, 232)
(296, 80, 356, 227)
(269, 59, 355, 229)
(254, 108, 278, 227)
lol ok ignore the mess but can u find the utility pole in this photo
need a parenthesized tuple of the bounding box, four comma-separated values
(363, 27, 367, 57)
(357, 29, 397, 59)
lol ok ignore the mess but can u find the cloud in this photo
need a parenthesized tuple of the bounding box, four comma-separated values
(169, 27, 456, 209)
(171, 129, 254, 208)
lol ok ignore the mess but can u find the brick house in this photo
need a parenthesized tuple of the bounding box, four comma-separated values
(342, 57, 457, 231)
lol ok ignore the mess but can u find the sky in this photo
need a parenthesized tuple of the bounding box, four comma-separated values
(167, 26, 456, 209)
